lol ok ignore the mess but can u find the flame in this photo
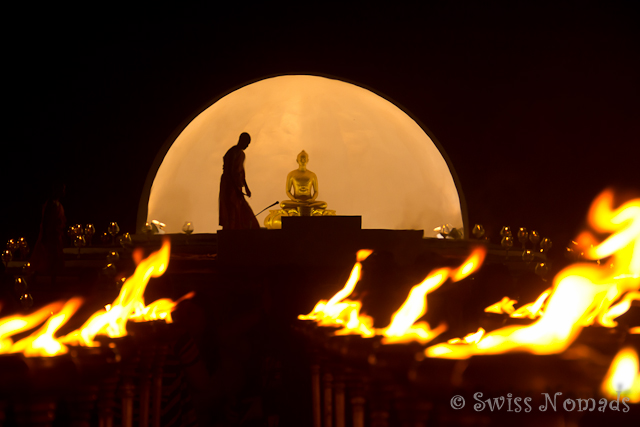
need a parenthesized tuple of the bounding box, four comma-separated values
(484, 291, 551, 319)
(447, 327, 485, 345)
(426, 272, 608, 359)
(510, 289, 551, 319)
(333, 301, 376, 338)
(378, 268, 449, 344)
(9, 298, 83, 357)
(600, 347, 640, 403)
(580, 191, 640, 327)
(630, 326, 640, 334)
(426, 189, 640, 359)
(61, 238, 172, 346)
(298, 250, 373, 334)
(0, 301, 65, 353)
(377, 248, 486, 344)
(599, 291, 640, 327)
(587, 192, 640, 272)
(484, 297, 518, 315)
(129, 291, 196, 323)
(326, 249, 373, 308)
(451, 248, 486, 282)
(0, 237, 193, 355)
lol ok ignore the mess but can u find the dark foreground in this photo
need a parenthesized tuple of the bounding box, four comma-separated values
(1, 233, 639, 426)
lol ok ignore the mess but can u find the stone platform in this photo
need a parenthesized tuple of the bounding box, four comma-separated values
(217, 216, 426, 267)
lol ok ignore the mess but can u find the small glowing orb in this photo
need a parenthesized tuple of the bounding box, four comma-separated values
(146, 75, 464, 235)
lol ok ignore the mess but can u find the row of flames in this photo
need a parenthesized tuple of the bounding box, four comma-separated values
(0, 238, 193, 357)
(299, 189, 640, 402)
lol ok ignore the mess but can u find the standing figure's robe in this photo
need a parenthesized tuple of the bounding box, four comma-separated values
(219, 145, 260, 230)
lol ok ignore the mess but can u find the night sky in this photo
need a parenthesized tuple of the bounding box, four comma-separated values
(4, 3, 639, 250)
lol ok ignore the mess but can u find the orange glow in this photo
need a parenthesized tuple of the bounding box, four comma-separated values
(298, 250, 373, 333)
(9, 298, 83, 357)
(146, 75, 464, 236)
(483, 290, 552, 320)
(333, 301, 376, 338)
(451, 248, 486, 282)
(599, 291, 640, 328)
(61, 238, 172, 346)
(447, 327, 485, 345)
(630, 326, 640, 334)
(426, 190, 640, 360)
(484, 297, 517, 315)
(0, 238, 194, 355)
(325, 250, 373, 308)
(0, 301, 64, 353)
(510, 289, 551, 319)
(129, 291, 195, 323)
(426, 271, 607, 359)
(601, 347, 640, 403)
(132, 247, 144, 265)
(581, 190, 640, 327)
(378, 248, 486, 344)
(587, 192, 640, 277)
(379, 268, 449, 344)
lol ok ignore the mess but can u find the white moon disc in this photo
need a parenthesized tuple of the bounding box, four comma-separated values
(145, 75, 464, 236)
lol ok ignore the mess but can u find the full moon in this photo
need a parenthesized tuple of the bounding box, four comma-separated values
(145, 75, 464, 236)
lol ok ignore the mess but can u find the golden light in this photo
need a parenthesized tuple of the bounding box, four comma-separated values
(300, 248, 485, 342)
(0, 301, 64, 353)
(425, 190, 640, 360)
(451, 248, 486, 282)
(484, 297, 518, 315)
(333, 300, 376, 338)
(62, 238, 172, 346)
(587, 191, 640, 276)
(298, 249, 373, 334)
(144, 75, 464, 235)
(510, 289, 550, 319)
(378, 247, 486, 344)
(447, 327, 485, 345)
(427, 274, 605, 359)
(599, 291, 640, 328)
(0, 238, 193, 355)
(580, 190, 640, 327)
(129, 291, 196, 323)
(600, 347, 640, 403)
(483, 289, 551, 319)
(9, 298, 83, 357)
(378, 268, 450, 345)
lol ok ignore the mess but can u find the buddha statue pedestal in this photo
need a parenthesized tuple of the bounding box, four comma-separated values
(264, 150, 336, 229)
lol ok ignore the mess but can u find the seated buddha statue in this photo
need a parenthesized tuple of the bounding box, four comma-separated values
(280, 150, 328, 216)
(264, 150, 335, 229)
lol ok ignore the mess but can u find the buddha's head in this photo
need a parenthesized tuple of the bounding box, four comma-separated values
(297, 150, 309, 167)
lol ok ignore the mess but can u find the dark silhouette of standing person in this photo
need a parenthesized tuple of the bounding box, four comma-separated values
(30, 181, 66, 282)
(219, 133, 260, 230)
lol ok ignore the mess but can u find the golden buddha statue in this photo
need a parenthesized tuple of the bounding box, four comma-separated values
(280, 150, 327, 215)
(264, 150, 335, 229)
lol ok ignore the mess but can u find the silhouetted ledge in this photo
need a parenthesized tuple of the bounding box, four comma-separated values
(281, 215, 362, 231)
(217, 216, 427, 267)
